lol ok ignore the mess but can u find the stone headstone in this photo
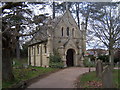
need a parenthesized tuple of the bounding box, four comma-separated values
(117, 61, 120, 70)
(12, 61, 16, 65)
(96, 60, 103, 78)
(88, 58, 91, 72)
(22, 64, 28, 69)
(102, 65, 114, 88)
(88, 58, 91, 62)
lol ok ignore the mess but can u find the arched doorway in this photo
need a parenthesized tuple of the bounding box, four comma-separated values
(66, 49, 75, 67)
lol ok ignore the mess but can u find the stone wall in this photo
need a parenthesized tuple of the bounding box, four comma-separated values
(28, 43, 49, 67)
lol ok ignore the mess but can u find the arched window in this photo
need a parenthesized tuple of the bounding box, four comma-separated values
(44, 44, 47, 53)
(61, 27, 63, 36)
(37, 45, 39, 54)
(72, 28, 74, 37)
(67, 27, 69, 36)
(32, 46, 33, 55)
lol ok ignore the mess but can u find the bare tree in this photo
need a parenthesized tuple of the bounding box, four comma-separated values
(79, 2, 120, 68)
(91, 2, 120, 68)
(75, 2, 80, 29)
(53, 2, 55, 19)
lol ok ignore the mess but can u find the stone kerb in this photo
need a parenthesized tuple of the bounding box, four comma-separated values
(102, 65, 114, 88)
(96, 59, 103, 78)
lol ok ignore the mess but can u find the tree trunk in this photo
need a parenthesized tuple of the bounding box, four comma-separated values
(85, 4, 90, 30)
(16, 23, 21, 60)
(85, 16, 88, 30)
(53, 2, 55, 19)
(2, 39, 14, 82)
(76, 3, 80, 29)
(28, 47, 31, 65)
(109, 34, 114, 69)
(16, 38, 20, 60)
(109, 48, 114, 69)
(0, 33, 2, 86)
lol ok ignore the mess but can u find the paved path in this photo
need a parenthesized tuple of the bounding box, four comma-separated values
(27, 67, 95, 88)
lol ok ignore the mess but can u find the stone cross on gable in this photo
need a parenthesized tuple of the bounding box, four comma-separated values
(66, 2, 68, 10)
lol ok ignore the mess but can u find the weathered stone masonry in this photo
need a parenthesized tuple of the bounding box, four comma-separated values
(28, 9, 86, 67)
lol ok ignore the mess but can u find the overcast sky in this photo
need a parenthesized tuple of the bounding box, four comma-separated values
(2, 1, 119, 50)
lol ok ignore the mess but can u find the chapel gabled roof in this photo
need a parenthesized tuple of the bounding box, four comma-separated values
(27, 25, 48, 46)
(49, 9, 79, 29)
(28, 9, 79, 46)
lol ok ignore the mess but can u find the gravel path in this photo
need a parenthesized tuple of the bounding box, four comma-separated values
(27, 67, 95, 88)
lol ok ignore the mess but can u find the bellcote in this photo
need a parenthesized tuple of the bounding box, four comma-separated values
(81, 22, 86, 30)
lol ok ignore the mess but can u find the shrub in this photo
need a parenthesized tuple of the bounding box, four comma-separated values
(83, 58, 95, 67)
(49, 50, 64, 68)
(49, 62, 64, 68)
(49, 54, 61, 63)
(88, 55, 95, 61)
(114, 57, 120, 63)
(98, 55, 120, 64)
(97, 55, 109, 62)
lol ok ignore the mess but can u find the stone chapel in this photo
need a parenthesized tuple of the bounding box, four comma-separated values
(28, 9, 86, 67)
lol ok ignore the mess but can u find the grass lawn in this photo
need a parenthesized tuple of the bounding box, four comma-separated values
(2, 58, 59, 88)
(78, 69, 119, 88)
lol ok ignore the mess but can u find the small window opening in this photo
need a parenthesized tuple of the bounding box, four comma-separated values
(72, 28, 74, 37)
(44, 44, 47, 53)
(61, 27, 64, 36)
(67, 27, 69, 36)
(37, 45, 39, 54)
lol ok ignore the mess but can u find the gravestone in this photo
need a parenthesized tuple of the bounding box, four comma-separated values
(118, 61, 120, 68)
(22, 64, 28, 69)
(96, 59, 103, 78)
(12, 61, 16, 65)
(102, 65, 114, 88)
(88, 58, 91, 72)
